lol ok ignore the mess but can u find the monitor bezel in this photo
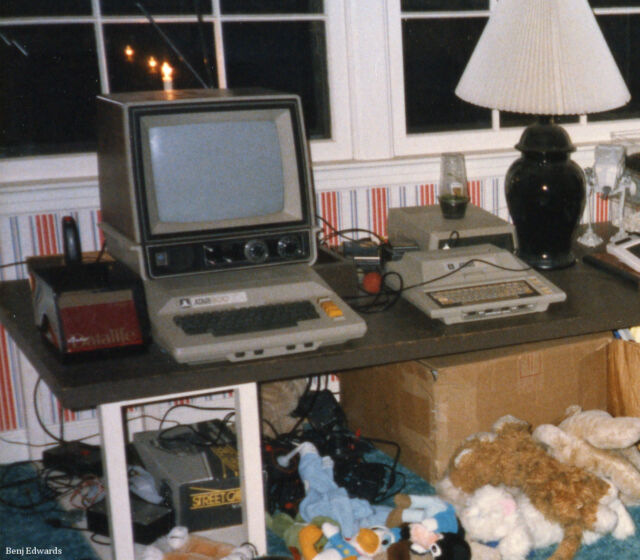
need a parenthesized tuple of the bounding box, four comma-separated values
(129, 98, 314, 246)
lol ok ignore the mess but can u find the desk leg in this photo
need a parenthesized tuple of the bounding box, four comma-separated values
(98, 401, 135, 560)
(235, 382, 267, 554)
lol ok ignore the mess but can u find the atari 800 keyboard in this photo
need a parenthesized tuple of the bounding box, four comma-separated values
(386, 244, 566, 324)
(145, 263, 366, 363)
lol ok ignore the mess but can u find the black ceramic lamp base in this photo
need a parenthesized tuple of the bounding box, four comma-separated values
(505, 118, 586, 270)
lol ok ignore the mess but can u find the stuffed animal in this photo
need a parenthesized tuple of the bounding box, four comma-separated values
(141, 526, 251, 560)
(533, 405, 640, 505)
(457, 484, 565, 560)
(378, 533, 498, 560)
(298, 521, 398, 560)
(386, 494, 459, 532)
(267, 512, 338, 558)
(408, 522, 470, 560)
(384, 493, 470, 560)
(437, 415, 635, 560)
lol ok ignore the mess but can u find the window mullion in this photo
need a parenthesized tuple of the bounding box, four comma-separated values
(91, 0, 110, 94)
(211, 0, 227, 88)
(343, 0, 393, 161)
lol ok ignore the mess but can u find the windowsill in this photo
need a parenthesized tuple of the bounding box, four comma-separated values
(0, 143, 598, 199)
(0, 152, 98, 184)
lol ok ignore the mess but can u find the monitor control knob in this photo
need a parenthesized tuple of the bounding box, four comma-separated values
(244, 239, 269, 263)
(203, 244, 221, 266)
(277, 235, 302, 259)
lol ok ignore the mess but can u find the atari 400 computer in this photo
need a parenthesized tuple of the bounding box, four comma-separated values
(386, 205, 566, 324)
(96, 89, 366, 363)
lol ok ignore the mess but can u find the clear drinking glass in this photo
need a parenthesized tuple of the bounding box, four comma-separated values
(439, 152, 469, 219)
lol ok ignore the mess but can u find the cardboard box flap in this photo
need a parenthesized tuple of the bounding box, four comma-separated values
(419, 332, 613, 372)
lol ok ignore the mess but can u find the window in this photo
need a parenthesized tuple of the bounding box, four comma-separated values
(0, 1, 349, 162)
(2, 2, 640, 169)
(589, 4, 640, 122)
(389, 0, 640, 156)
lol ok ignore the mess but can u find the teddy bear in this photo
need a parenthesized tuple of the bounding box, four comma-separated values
(436, 415, 635, 560)
(532, 405, 640, 506)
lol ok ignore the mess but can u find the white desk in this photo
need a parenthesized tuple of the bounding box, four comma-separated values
(98, 382, 266, 560)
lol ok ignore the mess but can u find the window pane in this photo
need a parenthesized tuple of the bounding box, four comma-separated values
(104, 23, 217, 92)
(223, 21, 330, 139)
(590, 1, 640, 7)
(0, 1, 91, 17)
(0, 25, 99, 157)
(500, 112, 579, 129)
(221, 0, 323, 15)
(589, 14, 640, 122)
(401, 0, 488, 11)
(402, 18, 491, 133)
(100, 0, 210, 16)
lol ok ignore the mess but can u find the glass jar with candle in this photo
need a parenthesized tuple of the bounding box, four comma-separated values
(439, 152, 469, 219)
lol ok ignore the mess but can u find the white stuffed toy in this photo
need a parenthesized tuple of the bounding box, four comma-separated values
(533, 405, 640, 507)
(456, 484, 620, 560)
(457, 485, 569, 560)
(458, 485, 532, 560)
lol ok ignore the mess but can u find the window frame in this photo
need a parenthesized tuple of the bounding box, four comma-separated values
(386, 1, 640, 158)
(0, 1, 352, 175)
(3, 1, 640, 183)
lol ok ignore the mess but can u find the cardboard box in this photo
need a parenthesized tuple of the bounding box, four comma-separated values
(339, 332, 612, 483)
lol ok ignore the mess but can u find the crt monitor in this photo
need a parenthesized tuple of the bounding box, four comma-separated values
(96, 88, 317, 280)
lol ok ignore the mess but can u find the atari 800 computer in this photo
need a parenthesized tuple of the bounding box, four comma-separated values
(96, 89, 366, 363)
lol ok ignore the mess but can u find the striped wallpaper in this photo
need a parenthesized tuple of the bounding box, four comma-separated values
(0, 178, 612, 451)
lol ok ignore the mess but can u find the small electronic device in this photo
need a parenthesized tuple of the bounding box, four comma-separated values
(28, 254, 150, 358)
(386, 244, 566, 324)
(86, 493, 174, 545)
(388, 204, 517, 252)
(606, 235, 640, 273)
(132, 423, 246, 532)
(96, 88, 366, 363)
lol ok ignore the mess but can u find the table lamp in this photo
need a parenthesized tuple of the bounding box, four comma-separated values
(455, 0, 630, 269)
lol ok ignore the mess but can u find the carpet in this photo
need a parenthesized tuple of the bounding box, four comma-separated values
(266, 449, 640, 560)
(0, 462, 100, 560)
(5, 455, 640, 560)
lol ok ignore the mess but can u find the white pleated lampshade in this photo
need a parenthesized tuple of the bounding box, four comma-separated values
(455, 0, 630, 115)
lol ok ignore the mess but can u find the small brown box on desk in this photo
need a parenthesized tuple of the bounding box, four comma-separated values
(339, 332, 612, 483)
(27, 254, 150, 359)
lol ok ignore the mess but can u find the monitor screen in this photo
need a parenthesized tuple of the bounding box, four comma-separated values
(138, 107, 304, 237)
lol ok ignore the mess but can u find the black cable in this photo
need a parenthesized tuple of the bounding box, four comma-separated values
(446, 230, 460, 248)
(316, 214, 386, 245)
(345, 271, 404, 314)
(94, 240, 107, 263)
(399, 257, 531, 293)
(283, 377, 319, 437)
(351, 256, 531, 313)
(0, 260, 28, 270)
(33, 378, 66, 444)
(158, 402, 235, 430)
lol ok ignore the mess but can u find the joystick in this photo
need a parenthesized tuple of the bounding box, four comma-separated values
(62, 216, 82, 265)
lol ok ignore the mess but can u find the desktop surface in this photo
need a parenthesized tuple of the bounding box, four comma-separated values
(1, 224, 640, 410)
